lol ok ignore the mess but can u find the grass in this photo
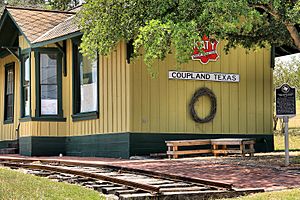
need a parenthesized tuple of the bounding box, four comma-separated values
(289, 100, 300, 128)
(222, 189, 300, 200)
(0, 167, 104, 200)
(274, 129, 300, 164)
(274, 130, 300, 151)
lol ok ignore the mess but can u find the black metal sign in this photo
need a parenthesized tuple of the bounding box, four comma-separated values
(276, 84, 296, 117)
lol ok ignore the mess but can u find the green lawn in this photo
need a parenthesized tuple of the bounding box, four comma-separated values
(0, 167, 104, 200)
(289, 100, 300, 128)
(274, 131, 300, 151)
(222, 189, 300, 200)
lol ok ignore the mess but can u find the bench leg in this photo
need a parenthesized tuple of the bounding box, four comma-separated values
(212, 144, 217, 157)
(173, 146, 178, 159)
(240, 144, 246, 157)
(168, 146, 171, 159)
(222, 145, 227, 156)
(250, 143, 254, 156)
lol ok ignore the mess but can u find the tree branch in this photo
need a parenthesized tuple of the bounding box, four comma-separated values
(285, 23, 300, 50)
(250, 2, 300, 50)
(249, 3, 280, 20)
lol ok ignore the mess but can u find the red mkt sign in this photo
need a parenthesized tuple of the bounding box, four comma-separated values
(192, 35, 219, 64)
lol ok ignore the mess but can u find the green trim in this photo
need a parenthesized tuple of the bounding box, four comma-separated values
(34, 48, 64, 118)
(17, 133, 273, 158)
(3, 47, 21, 62)
(19, 116, 32, 122)
(31, 117, 66, 122)
(19, 116, 66, 122)
(271, 46, 275, 69)
(5, 10, 32, 46)
(21, 48, 31, 54)
(20, 52, 31, 118)
(0, 139, 18, 149)
(0, 11, 9, 31)
(72, 38, 100, 120)
(55, 41, 67, 77)
(0, 50, 10, 58)
(72, 111, 98, 122)
(3, 119, 13, 124)
(32, 32, 82, 48)
(4, 62, 15, 123)
(0, 9, 82, 49)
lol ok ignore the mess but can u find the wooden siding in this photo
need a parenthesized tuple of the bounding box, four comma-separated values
(0, 55, 21, 141)
(0, 39, 272, 141)
(130, 44, 273, 134)
(19, 36, 30, 49)
(66, 40, 130, 136)
(19, 40, 130, 137)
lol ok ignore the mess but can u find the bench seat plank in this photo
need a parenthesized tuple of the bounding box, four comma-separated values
(166, 139, 211, 146)
(167, 149, 212, 155)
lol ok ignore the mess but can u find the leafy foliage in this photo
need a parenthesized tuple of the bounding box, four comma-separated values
(1, 0, 46, 7)
(79, 0, 300, 72)
(48, 0, 80, 10)
(0, 0, 80, 10)
(274, 55, 300, 100)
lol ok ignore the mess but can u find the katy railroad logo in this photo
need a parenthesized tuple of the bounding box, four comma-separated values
(191, 35, 219, 64)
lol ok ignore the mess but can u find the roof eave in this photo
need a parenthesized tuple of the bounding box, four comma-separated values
(31, 31, 82, 48)
(1, 8, 33, 47)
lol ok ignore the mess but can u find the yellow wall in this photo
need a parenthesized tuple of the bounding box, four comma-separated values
(0, 39, 273, 141)
(130, 43, 273, 134)
(19, 36, 30, 49)
(0, 55, 20, 141)
(18, 40, 131, 137)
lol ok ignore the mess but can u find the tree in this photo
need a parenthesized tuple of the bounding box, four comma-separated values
(78, 0, 300, 74)
(48, 0, 80, 10)
(274, 56, 300, 99)
(1, 0, 46, 8)
(273, 55, 300, 130)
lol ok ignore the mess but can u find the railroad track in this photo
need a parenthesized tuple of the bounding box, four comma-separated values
(0, 157, 264, 200)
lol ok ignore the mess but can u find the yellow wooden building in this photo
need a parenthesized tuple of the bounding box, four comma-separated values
(0, 6, 274, 157)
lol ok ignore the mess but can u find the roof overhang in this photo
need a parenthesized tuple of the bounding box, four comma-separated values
(275, 45, 300, 57)
(0, 10, 22, 58)
(32, 31, 82, 48)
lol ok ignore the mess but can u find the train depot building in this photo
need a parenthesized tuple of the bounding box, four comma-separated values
(0, 6, 274, 158)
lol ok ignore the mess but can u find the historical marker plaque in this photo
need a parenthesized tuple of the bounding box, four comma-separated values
(276, 84, 296, 118)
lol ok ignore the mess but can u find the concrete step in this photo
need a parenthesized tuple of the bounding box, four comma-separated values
(0, 148, 18, 154)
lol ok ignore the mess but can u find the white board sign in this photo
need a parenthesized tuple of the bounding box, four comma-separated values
(168, 71, 240, 83)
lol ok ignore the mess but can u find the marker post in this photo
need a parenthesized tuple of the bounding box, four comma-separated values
(275, 84, 296, 166)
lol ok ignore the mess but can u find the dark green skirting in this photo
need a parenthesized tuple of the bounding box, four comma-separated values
(0, 139, 18, 149)
(18, 133, 274, 158)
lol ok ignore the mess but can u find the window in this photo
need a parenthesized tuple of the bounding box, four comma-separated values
(4, 63, 15, 123)
(40, 53, 58, 115)
(35, 48, 63, 118)
(72, 40, 98, 121)
(21, 54, 30, 117)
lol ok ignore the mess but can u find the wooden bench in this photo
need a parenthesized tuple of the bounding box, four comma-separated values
(166, 139, 212, 159)
(211, 138, 255, 157)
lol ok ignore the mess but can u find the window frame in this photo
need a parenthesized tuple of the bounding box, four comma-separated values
(71, 38, 99, 122)
(20, 50, 31, 118)
(34, 48, 65, 121)
(4, 62, 15, 124)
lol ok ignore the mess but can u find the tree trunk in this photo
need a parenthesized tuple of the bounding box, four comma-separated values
(285, 24, 300, 50)
(273, 114, 278, 131)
